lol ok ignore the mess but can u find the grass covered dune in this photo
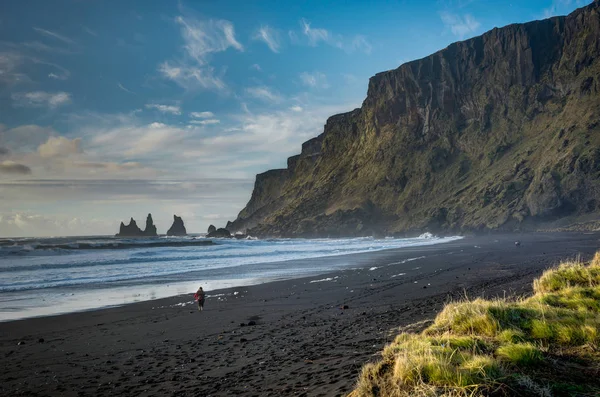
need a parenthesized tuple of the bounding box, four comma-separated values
(351, 253, 600, 397)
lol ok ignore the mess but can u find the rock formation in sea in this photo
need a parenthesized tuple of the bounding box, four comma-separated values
(116, 214, 158, 237)
(206, 228, 232, 238)
(228, 2, 600, 238)
(144, 214, 158, 237)
(207, 224, 217, 234)
(167, 215, 187, 236)
(116, 218, 143, 237)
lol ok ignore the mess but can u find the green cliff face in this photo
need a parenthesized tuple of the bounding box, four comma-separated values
(229, 1, 600, 238)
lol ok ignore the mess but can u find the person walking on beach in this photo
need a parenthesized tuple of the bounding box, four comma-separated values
(194, 287, 206, 311)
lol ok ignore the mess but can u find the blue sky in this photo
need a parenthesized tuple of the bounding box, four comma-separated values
(0, 0, 589, 236)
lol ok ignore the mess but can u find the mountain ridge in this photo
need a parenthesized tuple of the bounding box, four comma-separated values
(228, 1, 600, 237)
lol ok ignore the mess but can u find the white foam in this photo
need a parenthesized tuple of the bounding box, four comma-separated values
(309, 276, 339, 283)
(385, 256, 426, 266)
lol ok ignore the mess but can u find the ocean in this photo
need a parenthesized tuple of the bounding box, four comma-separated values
(0, 234, 462, 321)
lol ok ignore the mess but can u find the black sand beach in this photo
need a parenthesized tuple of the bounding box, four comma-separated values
(1, 232, 599, 397)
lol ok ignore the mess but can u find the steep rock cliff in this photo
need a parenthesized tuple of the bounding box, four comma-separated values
(230, 1, 600, 237)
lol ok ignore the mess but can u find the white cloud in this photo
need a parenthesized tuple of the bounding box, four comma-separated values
(301, 19, 330, 46)
(350, 35, 372, 54)
(38, 136, 82, 158)
(176, 16, 243, 63)
(246, 86, 282, 102)
(159, 15, 243, 92)
(299, 71, 329, 89)
(0, 124, 56, 151)
(0, 160, 31, 175)
(0, 121, 154, 180)
(48, 72, 67, 80)
(117, 82, 135, 94)
(290, 105, 303, 112)
(297, 19, 371, 54)
(90, 120, 188, 157)
(253, 25, 281, 52)
(0, 52, 28, 85)
(145, 103, 182, 115)
(190, 111, 215, 119)
(0, 51, 70, 85)
(33, 27, 77, 46)
(159, 62, 226, 91)
(36, 60, 71, 80)
(0, 212, 116, 238)
(251, 63, 261, 71)
(190, 119, 220, 125)
(74, 161, 142, 172)
(12, 91, 71, 108)
(439, 12, 480, 39)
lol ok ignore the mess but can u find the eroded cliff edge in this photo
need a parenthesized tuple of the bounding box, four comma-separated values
(228, 1, 600, 237)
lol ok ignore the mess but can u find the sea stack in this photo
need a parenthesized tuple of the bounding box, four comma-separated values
(207, 224, 216, 234)
(115, 214, 158, 237)
(206, 227, 232, 238)
(143, 214, 158, 237)
(167, 215, 187, 236)
(116, 217, 143, 237)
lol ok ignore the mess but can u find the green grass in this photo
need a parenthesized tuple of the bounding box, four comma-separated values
(350, 252, 600, 397)
(495, 343, 543, 367)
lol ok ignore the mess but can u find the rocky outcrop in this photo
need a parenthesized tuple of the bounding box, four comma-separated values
(228, 2, 600, 237)
(207, 224, 216, 234)
(115, 214, 158, 237)
(166, 215, 187, 236)
(116, 218, 143, 237)
(144, 214, 157, 237)
(206, 228, 232, 238)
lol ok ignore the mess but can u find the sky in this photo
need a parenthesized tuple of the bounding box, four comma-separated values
(0, 0, 590, 237)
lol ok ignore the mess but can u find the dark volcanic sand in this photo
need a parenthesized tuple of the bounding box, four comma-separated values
(1, 232, 599, 397)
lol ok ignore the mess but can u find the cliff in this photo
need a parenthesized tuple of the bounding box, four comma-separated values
(166, 215, 187, 236)
(229, 1, 600, 237)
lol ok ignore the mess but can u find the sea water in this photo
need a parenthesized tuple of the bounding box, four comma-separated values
(0, 234, 462, 321)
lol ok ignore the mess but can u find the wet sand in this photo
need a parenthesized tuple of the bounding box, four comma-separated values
(1, 232, 599, 397)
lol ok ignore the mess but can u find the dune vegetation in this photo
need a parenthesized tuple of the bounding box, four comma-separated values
(350, 253, 600, 397)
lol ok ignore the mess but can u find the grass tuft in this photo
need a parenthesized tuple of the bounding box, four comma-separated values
(495, 343, 543, 366)
(350, 253, 600, 396)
